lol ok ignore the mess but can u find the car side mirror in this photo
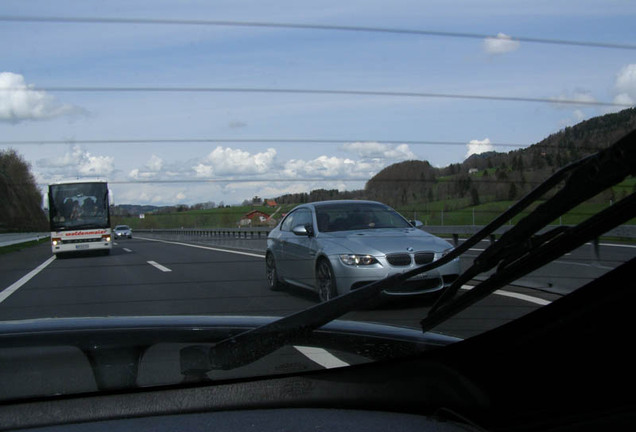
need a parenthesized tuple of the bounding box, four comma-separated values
(410, 220, 424, 228)
(292, 224, 314, 237)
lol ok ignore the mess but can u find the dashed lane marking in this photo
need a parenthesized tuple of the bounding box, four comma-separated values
(294, 346, 350, 369)
(461, 285, 551, 306)
(137, 237, 552, 305)
(147, 260, 172, 272)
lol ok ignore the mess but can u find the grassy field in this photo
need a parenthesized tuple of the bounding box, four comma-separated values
(0, 238, 49, 256)
(112, 199, 634, 231)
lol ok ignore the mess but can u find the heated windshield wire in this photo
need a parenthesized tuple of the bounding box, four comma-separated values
(185, 130, 635, 372)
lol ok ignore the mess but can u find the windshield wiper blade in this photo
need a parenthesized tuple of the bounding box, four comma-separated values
(421, 191, 636, 332)
(421, 129, 636, 331)
(189, 129, 635, 372)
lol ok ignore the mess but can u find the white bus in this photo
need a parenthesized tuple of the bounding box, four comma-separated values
(48, 180, 112, 255)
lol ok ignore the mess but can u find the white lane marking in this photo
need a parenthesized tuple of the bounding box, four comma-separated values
(138, 236, 265, 258)
(123, 248, 132, 253)
(597, 242, 636, 249)
(461, 285, 551, 306)
(147, 260, 172, 272)
(138, 237, 551, 305)
(0, 256, 56, 304)
(294, 346, 350, 369)
(492, 290, 551, 306)
(552, 260, 614, 270)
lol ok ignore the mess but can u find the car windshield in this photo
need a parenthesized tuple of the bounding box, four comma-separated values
(0, 0, 635, 410)
(315, 202, 413, 232)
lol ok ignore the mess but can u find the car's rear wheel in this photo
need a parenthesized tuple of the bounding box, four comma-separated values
(265, 252, 283, 291)
(316, 258, 337, 302)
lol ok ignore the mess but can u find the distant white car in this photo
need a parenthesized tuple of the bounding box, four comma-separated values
(113, 225, 133, 239)
(266, 200, 461, 302)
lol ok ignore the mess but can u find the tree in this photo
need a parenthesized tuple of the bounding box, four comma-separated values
(508, 183, 518, 201)
(0, 150, 48, 231)
(470, 187, 480, 206)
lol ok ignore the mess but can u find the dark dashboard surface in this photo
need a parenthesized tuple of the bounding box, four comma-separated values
(19, 408, 478, 432)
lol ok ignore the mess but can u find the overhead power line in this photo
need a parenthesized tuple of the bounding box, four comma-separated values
(1, 15, 636, 51)
(0, 138, 528, 149)
(30, 178, 634, 187)
(5, 86, 632, 108)
(0, 138, 620, 153)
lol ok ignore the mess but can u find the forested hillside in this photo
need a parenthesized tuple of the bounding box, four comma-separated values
(365, 108, 636, 208)
(0, 150, 48, 232)
(275, 108, 636, 209)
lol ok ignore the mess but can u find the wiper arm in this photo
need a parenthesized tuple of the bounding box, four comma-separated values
(202, 272, 406, 370)
(421, 129, 636, 331)
(421, 191, 636, 332)
(185, 130, 635, 373)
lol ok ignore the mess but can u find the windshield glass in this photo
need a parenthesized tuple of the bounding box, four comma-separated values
(48, 182, 110, 231)
(315, 202, 413, 232)
(0, 0, 635, 404)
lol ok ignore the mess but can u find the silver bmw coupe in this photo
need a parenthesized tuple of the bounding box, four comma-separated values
(266, 200, 461, 302)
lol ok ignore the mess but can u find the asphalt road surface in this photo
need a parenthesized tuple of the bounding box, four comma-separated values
(1, 236, 633, 339)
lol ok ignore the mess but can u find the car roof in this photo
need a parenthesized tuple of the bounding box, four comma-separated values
(303, 200, 387, 208)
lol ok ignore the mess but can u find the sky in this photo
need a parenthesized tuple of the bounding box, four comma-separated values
(1, 0, 635, 207)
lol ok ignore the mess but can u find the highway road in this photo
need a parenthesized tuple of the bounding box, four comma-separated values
(1, 236, 633, 339)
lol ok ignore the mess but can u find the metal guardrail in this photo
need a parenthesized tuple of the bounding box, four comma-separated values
(137, 227, 271, 239)
(422, 225, 636, 246)
(136, 224, 636, 244)
(0, 233, 50, 248)
(4, 225, 632, 249)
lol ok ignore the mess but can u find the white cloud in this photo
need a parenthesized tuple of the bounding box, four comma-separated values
(129, 155, 165, 179)
(465, 138, 494, 159)
(483, 33, 520, 55)
(193, 163, 214, 178)
(0, 72, 81, 123)
(613, 92, 634, 106)
(573, 109, 586, 122)
(550, 90, 598, 123)
(194, 146, 277, 177)
(146, 154, 164, 172)
(284, 156, 356, 178)
(340, 142, 416, 160)
(550, 90, 597, 108)
(613, 64, 636, 107)
(38, 145, 114, 177)
(112, 184, 192, 206)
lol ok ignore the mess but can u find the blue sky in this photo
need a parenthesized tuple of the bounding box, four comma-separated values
(1, 0, 635, 206)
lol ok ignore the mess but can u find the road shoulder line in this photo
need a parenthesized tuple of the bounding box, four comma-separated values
(0, 256, 56, 304)
(137, 236, 265, 258)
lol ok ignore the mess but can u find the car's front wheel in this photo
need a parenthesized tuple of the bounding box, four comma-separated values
(316, 258, 337, 302)
(265, 252, 283, 291)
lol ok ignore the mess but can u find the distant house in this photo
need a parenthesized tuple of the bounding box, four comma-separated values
(239, 210, 271, 226)
(468, 168, 479, 174)
(264, 199, 278, 207)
